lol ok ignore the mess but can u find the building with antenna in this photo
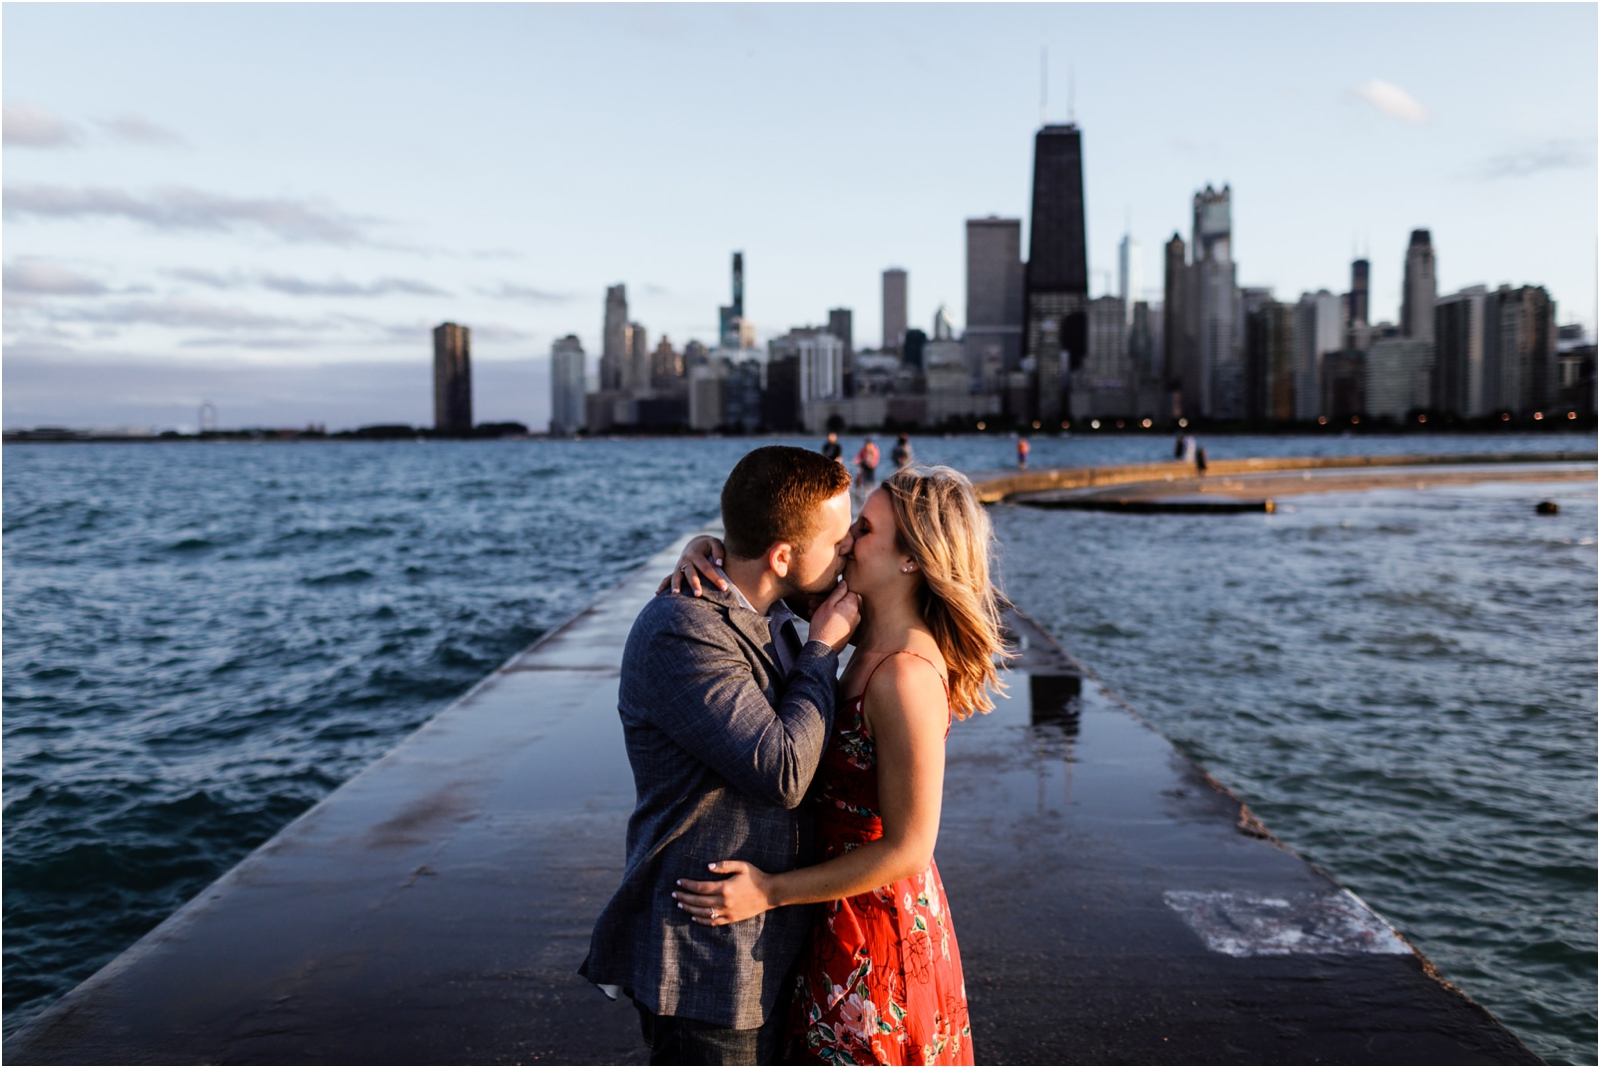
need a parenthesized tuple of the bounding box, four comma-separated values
(719, 253, 746, 350)
(1118, 232, 1140, 325)
(1023, 122, 1090, 424)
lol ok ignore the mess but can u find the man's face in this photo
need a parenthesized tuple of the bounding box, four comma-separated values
(786, 490, 854, 596)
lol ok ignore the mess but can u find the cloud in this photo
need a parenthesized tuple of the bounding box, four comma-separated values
(177, 334, 324, 350)
(95, 114, 186, 147)
(68, 298, 302, 331)
(480, 282, 569, 304)
(3, 103, 81, 148)
(166, 267, 239, 289)
(1352, 79, 1429, 124)
(259, 274, 449, 298)
(4, 260, 109, 298)
(1479, 140, 1593, 179)
(167, 268, 448, 298)
(4, 183, 374, 244)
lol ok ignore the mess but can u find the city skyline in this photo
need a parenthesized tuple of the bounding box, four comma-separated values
(4, 3, 1595, 430)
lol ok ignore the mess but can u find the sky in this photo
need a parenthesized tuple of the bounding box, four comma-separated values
(4, 2, 1595, 432)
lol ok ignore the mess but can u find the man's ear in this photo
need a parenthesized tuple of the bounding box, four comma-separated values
(767, 542, 794, 579)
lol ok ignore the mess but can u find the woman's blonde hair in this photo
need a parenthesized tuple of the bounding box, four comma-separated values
(880, 465, 1011, 718)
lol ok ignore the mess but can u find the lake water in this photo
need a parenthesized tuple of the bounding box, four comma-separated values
(4, 432, 1594, 1062)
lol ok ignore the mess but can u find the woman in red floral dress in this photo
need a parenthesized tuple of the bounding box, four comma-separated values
(674, 466, 1009, 1065)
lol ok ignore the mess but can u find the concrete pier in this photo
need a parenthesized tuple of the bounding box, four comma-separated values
(1014, 460, 1596, 513)
(971, 449, 1597, 504)
(6, 508, 1541, 1063)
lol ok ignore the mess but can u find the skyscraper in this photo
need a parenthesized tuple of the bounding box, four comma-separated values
(964, 216, 1024, 386)
(649, 336, 683, 391)
(549, 335, 586, 436)
(1366, 336, 1436, 420)
(1293, 290, 1342, 421)
(798, 333, 845, 403)
(882, 268, 908, 354)
(1024, 123, 1089, 423)
(828, 307, 854, 396)
(1349, 258, 1370, 327)
(1401, 230, 1436, 344)
(1435, 286, 1486, 417)
(1245, 300, 1296, 422)
(1163, 233, 1188, 401)
(432, 322, 472, 435)
(1189, 185, 1242, 418)
(719, 252, 745, 350)
(1118, 233, 1141, 325)
(828, 308, 853, 353)
(1483, 285, 1557, 415)
(625, 322, 649, 391)
(1073, 294, 1133, 418)
(601, 285, 628, 391)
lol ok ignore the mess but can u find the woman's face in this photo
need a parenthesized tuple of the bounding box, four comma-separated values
(843, 489, 910, 599)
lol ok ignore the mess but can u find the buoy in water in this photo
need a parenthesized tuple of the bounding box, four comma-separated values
(1535, 501, 1560, 515)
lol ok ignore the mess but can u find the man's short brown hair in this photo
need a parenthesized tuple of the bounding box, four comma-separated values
(720, 445, 852, 560)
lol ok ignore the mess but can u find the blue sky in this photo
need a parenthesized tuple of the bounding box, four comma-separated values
(4, 3, 1595, 430)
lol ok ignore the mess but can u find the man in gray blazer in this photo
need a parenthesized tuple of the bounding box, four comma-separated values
(582, 447, 860, 1064)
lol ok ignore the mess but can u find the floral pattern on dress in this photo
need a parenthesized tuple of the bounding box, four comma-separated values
(790, 661, 973, 1066)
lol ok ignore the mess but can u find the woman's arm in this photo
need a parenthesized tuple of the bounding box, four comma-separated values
(672, 655, 949, 926)
(655, 534, 728, 597)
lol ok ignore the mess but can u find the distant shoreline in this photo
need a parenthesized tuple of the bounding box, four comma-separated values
(4, 420, 1595, 445)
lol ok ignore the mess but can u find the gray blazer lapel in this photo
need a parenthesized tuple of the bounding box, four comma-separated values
(695, 585, 782, 681)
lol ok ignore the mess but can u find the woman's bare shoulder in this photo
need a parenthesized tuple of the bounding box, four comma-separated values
(862, 650, 949, 729)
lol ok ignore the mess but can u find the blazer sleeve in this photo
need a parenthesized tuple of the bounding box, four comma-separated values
(644, 620, 838, 810)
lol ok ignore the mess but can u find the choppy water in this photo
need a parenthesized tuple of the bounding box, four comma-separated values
(4, 433, 1594, 1062)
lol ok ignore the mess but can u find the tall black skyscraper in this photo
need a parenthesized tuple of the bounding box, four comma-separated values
(1163, 233, 1188, 398)
(1349, 259, 1370, 326)
(719, 252, 745, 349)
(1023, 123, 1089, 423)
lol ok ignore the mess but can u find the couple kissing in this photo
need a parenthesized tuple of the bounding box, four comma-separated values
(581, 446, 1008, 1066)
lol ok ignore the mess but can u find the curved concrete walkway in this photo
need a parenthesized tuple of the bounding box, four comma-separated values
(5, 475, 1546, 1064)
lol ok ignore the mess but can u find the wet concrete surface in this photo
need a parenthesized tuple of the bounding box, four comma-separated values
(4, 529, 1540, 1064)
(946, 614, 1537, 1064)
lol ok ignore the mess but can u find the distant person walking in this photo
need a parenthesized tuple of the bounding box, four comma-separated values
(1176, 433, 1197, 464)
(855, 436, 880, 492)
(1016, 436, 1030, 470)
(821, 432, 842, 462)
(891, 433, 913, 470)
(1196, 445, 1208, 475)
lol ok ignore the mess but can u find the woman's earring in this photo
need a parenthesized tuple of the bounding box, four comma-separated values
(901, 563, 916, 573)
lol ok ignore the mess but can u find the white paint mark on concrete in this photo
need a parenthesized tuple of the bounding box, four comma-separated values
(1163, 889, 1412, 957)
